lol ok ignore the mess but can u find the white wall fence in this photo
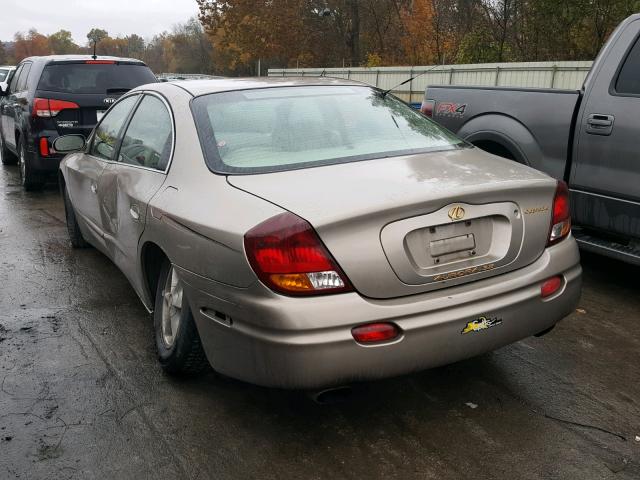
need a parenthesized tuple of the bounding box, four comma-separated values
(268, 61, 592, 104)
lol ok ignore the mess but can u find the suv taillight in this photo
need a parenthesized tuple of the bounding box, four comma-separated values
(548, 181, 571, 246)
(244, 212, 353, 296)
(33, 98, 79, 118)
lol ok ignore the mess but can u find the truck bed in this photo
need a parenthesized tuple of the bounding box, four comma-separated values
(425, 85, 581, 180)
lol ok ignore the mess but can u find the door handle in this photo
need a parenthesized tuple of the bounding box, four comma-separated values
(90, 182, 97, 194)
(129, 204, 140, 221)
(586, 114, 614, 136)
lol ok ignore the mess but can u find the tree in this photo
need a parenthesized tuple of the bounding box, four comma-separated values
(0, 42, 7, 64)
(13, 29, 50, 61)
(86, 28, 109, 55)
(48, 30, 77, 54)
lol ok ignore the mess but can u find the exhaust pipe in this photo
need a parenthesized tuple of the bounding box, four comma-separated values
(307, 386, 353, 405)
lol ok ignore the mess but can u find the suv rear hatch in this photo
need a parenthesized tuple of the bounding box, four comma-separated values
(34, 60, 157, 138)
(229, 148, 558, 299)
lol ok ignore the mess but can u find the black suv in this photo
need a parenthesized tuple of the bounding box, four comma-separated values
(0, 55, 157, 190)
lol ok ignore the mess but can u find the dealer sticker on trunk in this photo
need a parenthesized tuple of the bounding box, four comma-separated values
(461, 316, 502, 334)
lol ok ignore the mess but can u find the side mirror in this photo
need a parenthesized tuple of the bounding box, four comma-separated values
(0, 86, 7, 97)
(53, 135, 86, 153)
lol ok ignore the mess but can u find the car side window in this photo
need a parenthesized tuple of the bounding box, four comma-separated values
(8, 65, 23, 93)
(16, 63, 32, 92)
(118, 95, 173, 171)
(616, 36, 640, 95)
(89, 95, 139, 161)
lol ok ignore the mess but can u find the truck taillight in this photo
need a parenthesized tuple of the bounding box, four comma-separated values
(244, 212, 353, 296)
(33, 98, 79, 118)
(420, 99, 435, 118)
(548, 181, 571, 246)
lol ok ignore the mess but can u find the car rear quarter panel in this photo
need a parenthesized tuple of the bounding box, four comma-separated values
(426, 86, 580, 179)
(137, 83, 283, 308)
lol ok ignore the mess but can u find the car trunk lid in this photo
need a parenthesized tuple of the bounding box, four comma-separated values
(229, 148, 558, 299)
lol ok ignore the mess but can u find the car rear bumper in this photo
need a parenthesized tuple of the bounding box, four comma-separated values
(180, 237, 582, 389)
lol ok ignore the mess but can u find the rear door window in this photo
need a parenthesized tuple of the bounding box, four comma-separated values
(38, 63, 157, 94)
(118, 95, 173, 171)
(16, 63, 31, 92)
(616, 36, 640, 95)
(89, 95, 140, 161)
(9, 65, 23, 93)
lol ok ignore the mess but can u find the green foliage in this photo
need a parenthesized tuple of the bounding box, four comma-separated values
(87, 28, 108, 45)
(49, 30, 77, 54)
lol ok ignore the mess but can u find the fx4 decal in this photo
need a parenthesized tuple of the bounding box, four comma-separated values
(436, 102, 467, 117)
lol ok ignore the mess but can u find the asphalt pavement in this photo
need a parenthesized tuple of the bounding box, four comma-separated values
(0, 164, 639, 479)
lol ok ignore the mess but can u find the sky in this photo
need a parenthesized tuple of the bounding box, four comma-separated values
(1, 0, 200, 43)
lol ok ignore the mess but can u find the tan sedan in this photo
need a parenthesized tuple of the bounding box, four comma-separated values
(56, 78, 581, 389)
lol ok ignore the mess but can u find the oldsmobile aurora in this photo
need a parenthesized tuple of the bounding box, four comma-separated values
(56, 78, 582, 389)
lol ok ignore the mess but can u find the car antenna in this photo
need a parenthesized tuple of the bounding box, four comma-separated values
(380, 64, 441, 97)
(319, 69, 326, 77)
(91, 40, 98, 60)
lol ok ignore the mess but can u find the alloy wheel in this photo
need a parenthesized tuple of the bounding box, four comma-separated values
(161, 266, 184, 348)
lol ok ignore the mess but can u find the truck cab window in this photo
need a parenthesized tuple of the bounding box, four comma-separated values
(616, 37, 640, 95)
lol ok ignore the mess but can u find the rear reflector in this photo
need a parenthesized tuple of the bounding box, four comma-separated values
(420, 99, 435, 118)
(33, 98, 79, 118)
(541, 276, 563, 298)
(244, 212, 353, 296)
(39, 137, 49, 157)
(352, 323, 400, 344)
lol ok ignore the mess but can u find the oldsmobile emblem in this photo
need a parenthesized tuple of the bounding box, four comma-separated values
(448, 206, 466, 221)
(461, 316, 502, 335)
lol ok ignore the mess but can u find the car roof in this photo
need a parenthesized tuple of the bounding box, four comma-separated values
(19, 55, 146, 65)
(149, 76, 370, 97)
(0, 66, 16, 69)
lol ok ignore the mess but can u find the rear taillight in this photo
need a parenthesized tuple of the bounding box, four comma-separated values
(33, 98, 80, 118)
(352, 323, 400, 344)
(548, 181, 571, 246)
(244, 212, 353, 296)
(420, 99, 435, 118)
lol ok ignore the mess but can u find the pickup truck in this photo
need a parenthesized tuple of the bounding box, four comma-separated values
(422, 14, 640, 266)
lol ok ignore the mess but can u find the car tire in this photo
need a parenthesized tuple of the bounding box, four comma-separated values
(0, 134, 17, 165)
(63, 186, 90, 249)
(154, 260, 210, 376)
(18, 138, 45, 191)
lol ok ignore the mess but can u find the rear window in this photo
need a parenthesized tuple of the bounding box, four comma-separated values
(0, 69, 10, 82)
(37, 63, 157, 94)
(192, 85, 465, 174)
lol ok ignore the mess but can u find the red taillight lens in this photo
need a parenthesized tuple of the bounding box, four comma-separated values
(352, 323, 400, 344)
(39, 137, 49, 157)
(420, 99, 435, 118)
(541, 276, 563, 298)
(244, 212, 353, 296)
(548, 181, 571, 246)
(33, 98, 79, 118)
